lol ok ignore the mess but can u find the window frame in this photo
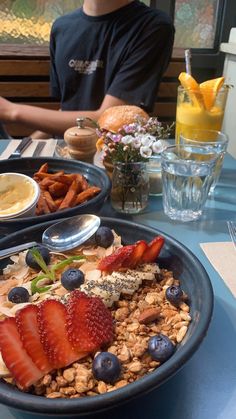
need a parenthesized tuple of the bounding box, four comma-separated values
(0, 0, 235, 65)
(152, 0, 236, 76)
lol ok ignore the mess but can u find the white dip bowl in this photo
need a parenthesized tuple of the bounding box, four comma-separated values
(0, 173, 40, 220)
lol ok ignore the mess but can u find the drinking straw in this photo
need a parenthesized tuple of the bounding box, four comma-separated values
(185, 49, 192, 75)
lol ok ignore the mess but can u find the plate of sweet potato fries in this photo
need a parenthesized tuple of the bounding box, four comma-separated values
(34, 162, 102, 216)
(0, 157, 111, 231)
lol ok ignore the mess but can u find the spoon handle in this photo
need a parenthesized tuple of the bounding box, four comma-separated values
(0, 242, 38, 260)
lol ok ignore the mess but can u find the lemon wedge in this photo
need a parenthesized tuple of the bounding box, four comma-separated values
(200, 77, 225, 111)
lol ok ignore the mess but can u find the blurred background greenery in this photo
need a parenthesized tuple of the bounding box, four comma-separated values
(0, 0, 218, 49)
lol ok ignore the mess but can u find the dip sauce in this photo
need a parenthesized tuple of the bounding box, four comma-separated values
(0, 174, 35, 216)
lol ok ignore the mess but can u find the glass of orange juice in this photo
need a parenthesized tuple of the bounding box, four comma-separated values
(175, 73, 229, 143)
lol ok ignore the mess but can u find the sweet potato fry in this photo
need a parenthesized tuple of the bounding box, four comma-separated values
(38, 177, 55, 189)
(36, 193, 51, 215)
(35, 172, 77, 186)
(75, 186, 101, 205)
(76, 174, 89, 191)
(48, 181, 69, 198)
(42, 191, 58, 212)
(33, 163, 101, 215)
(34, 171, 64, 180)
(58, 180, 79, 210)
(38, 163, 49, 173)
(54, 197, 64, 207)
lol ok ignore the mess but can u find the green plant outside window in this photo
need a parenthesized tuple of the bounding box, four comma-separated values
(0, 1, 150, 45)
(0, 0, 219, 49)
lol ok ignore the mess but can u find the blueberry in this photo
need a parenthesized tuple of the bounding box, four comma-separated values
(92, 352, 121, 384)
(148, 334, 175, 362)
(26, 246, 50, 270)
(95, 227, 114, 248)
(165, 285, 183, 306)
(8, 287, 30, 304)
(61, 268, 84, 291)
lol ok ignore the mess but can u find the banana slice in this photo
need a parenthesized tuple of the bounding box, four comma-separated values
(139, 263, 160, 274)
(82, 263, 160, 306)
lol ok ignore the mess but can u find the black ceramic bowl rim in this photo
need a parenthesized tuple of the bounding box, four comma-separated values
(0, 157, 111, 225)
(0, 217, 214, 415)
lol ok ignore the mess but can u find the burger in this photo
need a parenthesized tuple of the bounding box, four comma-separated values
(97, 105, 149, 133)
(95, 105, 149, 177)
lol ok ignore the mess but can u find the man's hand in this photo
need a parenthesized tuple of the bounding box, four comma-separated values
(30, 131, 52, 140)
(0, 96, 16, 122)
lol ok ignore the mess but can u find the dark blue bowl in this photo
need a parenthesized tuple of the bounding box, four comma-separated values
(0, 217, 213, 418)
(0, 157, 111, 236)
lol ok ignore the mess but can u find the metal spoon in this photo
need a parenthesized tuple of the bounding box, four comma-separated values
(42, 214, 100, 251)
(0, 214, 101, 259)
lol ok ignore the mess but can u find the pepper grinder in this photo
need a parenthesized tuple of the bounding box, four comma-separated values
(64, 117, 98, 163)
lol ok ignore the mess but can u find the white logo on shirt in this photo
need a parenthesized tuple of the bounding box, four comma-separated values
(69, 59, 103, 74)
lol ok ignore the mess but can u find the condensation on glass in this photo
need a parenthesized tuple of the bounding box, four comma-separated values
(0, 0, 151, 45)
(174, 0, 219, 49)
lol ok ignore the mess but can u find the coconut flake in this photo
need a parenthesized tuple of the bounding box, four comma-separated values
(85, 269, 102, 282)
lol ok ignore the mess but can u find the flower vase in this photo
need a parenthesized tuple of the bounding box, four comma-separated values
(146, 154, 162, 196)
(103, 155, 114, 179)
(111, 161, 149, 214)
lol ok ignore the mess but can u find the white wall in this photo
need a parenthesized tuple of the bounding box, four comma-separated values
(221, 28, 236, 158)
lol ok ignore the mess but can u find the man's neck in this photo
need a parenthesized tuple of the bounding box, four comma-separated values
(83, 0, 134, 16)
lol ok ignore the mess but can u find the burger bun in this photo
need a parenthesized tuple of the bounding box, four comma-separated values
(98, 105, 149, 133)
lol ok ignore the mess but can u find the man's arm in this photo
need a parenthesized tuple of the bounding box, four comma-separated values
(0, 95, 127, 138)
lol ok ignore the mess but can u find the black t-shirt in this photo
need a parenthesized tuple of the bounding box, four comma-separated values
(50, 0, 174, 112)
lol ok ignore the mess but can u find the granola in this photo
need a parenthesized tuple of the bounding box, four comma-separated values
(0, 231, 191, 397)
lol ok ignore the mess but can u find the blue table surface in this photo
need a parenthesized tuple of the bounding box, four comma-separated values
(0, 144, 236, 419)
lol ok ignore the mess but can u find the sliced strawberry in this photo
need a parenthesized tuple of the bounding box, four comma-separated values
(141, 236, 165, 263)
(97, 245, 135, 272)
(38, 299, 86, 369)
(0, 317, 43, 389)
(67, 290, 114, 352)
(16, 305, 52, 374)
(123, 240, 148, 268)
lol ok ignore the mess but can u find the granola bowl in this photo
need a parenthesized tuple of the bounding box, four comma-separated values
(0, 217, 213, 418)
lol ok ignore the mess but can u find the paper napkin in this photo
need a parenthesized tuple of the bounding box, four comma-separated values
(200, 242, 236, 297)
(0, 139, 57, 160)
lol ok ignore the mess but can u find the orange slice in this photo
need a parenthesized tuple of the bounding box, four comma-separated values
(200, 77, 225, 111)
(96, 137, 105, 151)
(179, 72, 199, 91)
(178, 72, 204, 108)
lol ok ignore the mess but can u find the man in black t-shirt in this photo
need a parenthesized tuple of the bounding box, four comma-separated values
(0, 0, 174, 138)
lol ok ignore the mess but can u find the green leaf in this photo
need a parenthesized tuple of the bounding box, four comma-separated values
(29, 248, 54, 281)
(31, 274, 52, 294)
(30, 252, 85, 294)
(51, 255, 86, 273)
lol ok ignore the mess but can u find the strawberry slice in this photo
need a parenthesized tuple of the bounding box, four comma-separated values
(123, 240, 148, 268)
(16, 305, 52, 374)
(38, 299, 86, 368)
(0, 317, 43, 389)
(98, 245, 135, 272)
(67, 290, 114, 352)
(141, 236, 165, 263)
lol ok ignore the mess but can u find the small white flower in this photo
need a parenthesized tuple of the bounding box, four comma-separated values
(140, 134, 156, 147)
(123, 145, 129, 151)
(131, 137, 142, 149)
(121, 135, 134, 145)
(152, 140, 169, 154)
(140, 146, 152, 158)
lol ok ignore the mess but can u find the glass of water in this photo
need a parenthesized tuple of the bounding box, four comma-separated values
(161, 144, 218, 222)
(179, 130, 229, 194)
